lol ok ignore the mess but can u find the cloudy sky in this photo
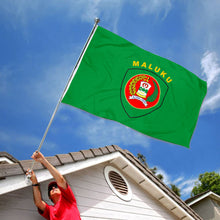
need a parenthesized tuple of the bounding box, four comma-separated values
(0, 0, 220, 200)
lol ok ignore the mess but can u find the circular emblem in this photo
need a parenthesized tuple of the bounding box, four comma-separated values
(124, 74, 160, 109)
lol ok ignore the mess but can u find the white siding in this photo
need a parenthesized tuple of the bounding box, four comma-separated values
(0, 186, 43, 220)
(191, 198, 220, 220)
(0, 162, 179, 220)
(66, 162, 178, 220)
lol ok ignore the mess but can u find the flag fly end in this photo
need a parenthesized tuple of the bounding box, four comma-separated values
(61, 25, 207, 147)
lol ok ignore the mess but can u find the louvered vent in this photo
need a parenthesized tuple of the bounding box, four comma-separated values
(104, 166, 132, 201)
(109, 171, 128, 195)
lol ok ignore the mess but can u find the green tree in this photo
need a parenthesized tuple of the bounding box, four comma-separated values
(150, 166, 157, 174)
(136, 153, 181, 196)
(191, 171, 220, 197)
(137, 154, 164, 180)
(156, 173, 164, 181)
(150, 166, 164, 181)
(137, 153, 148, 168)
(170, 184, 181, 197)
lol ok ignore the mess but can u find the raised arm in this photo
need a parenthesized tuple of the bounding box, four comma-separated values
(31, 151, 67, 189)
(26, 169, 46, 212)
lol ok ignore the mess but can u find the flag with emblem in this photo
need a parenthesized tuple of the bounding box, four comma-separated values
(61, 26, 207, 148)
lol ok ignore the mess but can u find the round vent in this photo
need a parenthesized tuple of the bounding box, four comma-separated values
(109, 171, 128, 195)
(104, 166, 132, 201)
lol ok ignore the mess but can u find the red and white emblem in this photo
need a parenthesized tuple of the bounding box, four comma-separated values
(124, 74, 160, 109)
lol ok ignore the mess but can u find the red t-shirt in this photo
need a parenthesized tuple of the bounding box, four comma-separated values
(39, 184, 81, 220)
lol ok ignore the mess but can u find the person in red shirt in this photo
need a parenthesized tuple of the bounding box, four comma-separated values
(26, 151, 81, 220)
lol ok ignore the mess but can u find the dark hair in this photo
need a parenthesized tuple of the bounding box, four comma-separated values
(48, 181, 58, 198)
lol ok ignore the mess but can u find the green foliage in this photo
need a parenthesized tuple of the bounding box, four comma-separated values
(137, 153, 180, 197)
(150, 166, 157, 174)
(157, 173, 164, 181)
(150, 167, 164, 181)
(170, 184, 181, 197)
(191, 171, 220, 197)
(137, 153, 148, 168)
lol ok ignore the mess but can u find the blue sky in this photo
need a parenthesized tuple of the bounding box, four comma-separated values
(0, 0, 220, 200)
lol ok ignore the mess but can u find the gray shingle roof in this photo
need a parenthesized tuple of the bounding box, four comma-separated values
(0, 145, 202, 219)
(185, 190, 211, 204)
(0, 152, 19, 163)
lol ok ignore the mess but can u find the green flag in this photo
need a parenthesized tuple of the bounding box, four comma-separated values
(62, 26, 207, 147)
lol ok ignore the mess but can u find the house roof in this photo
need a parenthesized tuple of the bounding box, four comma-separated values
(0, 151, 19, 164)
(0, 145, 202, 220)
(185, 190, 220, 206)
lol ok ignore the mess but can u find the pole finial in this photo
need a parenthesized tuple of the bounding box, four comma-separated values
(94, 17, 100, 25)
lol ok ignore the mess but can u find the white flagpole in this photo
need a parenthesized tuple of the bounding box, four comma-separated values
(27, 18, 100, 180)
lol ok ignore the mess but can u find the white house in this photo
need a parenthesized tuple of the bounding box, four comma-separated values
(186, 191, 220, 220)
(0, 145, 201, 220)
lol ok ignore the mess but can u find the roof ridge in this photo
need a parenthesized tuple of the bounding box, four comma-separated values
(185, 190, 212, 204)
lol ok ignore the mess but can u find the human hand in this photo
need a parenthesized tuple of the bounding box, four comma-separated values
(31, 151, 46, 163)
(26, 169, 38, 184)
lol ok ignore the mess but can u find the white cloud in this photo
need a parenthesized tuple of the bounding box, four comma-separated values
(0, 130, 57, 150)
(177, 169, 220, 198)
(0, 0, 123, 31)
(81, 118, 150, 148)
(155, 167, 171, 185)
(0, 0, 173, 32)
(186, 1, 220, 49)
(136, 0, 172, 19)
(61, 109, 151, 148)
(200, 51, 220, 113)
(153, 167, 198, 198)
(0, 0, 36, 27)
(184, 1, 220, 114)
(153, 167, 220, 199)
(201, 51, 220, 88)
(173, 176, 184, 185)
(31, 54, 74, 105)
(178, 178, 197, 197)
(202, 91, 220, 113)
